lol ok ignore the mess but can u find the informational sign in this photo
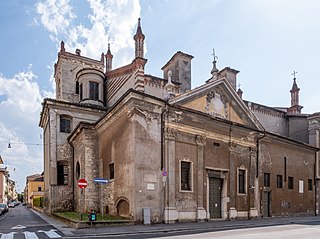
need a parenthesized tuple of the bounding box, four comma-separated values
(94, 178, 109, 184)
(78, 178, 88, 189)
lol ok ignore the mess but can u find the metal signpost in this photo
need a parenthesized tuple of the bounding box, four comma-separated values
(77, 179, 88, 221)
(94, 178, 109, 220)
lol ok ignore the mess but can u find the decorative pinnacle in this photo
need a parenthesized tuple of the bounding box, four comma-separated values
(211, 48, 218, 75)
(107, 43, 111, 54)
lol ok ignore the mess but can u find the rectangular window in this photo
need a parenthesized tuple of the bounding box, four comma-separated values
(299, 180, 303, 193)
(277, 175, 283, 188)
(181, 161, 192, 191)
(80, 83, 83, 100)
(38, 187, 42, 192)
(238, 169, 246, 194)
(89, 81, 99, 100)
(109, 163, 114, 180)
(288, 176, 294, 189)
(308, 179, 313, 191)
(264, 173, 270, 187)
(57, 164, 68, 185)
(60, 116, 71, 133)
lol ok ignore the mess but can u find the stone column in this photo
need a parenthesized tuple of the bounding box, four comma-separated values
(164, 127, 178, 223)
(196, 135, 207, 221)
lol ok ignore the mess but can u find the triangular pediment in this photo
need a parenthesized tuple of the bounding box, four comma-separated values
(169, 78, 264, 130)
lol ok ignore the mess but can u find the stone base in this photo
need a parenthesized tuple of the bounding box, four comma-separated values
(229, 207, 237, 220)
(197, 207, 207, 221)
(249, 208, 259, 218)
(164, 207, 178, 224)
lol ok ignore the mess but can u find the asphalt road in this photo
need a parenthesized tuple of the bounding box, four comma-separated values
(0, 204, 63, 239)
(2, 205, 320, 239)
(152, 223, 320, 239)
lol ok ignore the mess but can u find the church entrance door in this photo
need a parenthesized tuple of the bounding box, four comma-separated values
(209, 177, 222, 218)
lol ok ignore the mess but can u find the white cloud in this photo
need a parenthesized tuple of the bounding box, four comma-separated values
(0, 65, 42, 113)
(0, 66, 44, 189)
(36, 0, 76, 35)
(36, 0, 142, 67)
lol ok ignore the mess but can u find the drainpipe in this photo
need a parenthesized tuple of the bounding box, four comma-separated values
(256, 131, 266, 218)
(256, 132, 266, 178)
(315, 148, 320, 216)
(316, 129, 320, 216)
(71, 143, 75, 212)
(160, 103, 168, 223)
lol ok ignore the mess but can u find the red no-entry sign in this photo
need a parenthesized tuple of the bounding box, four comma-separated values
(78, 179, 88, 189)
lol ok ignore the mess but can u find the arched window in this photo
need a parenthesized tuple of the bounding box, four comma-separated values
(75, 81, 79, 94)
(76, 161, 80, 180)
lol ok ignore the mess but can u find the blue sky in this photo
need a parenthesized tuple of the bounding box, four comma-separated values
(0, 0, 319, 192)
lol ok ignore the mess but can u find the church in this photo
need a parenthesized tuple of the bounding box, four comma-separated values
(39, 19, 320, 223)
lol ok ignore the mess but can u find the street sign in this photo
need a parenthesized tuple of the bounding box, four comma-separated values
(162, 168, 167, 177)
(78, 179, 88, 189)
(94, 178, 109, 184)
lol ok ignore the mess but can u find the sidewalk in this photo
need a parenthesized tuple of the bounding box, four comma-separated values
(33, 208, 320, 237)
(69, 216, 320, 237)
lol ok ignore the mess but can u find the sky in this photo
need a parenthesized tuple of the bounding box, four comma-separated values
(0, 0, 319, 192)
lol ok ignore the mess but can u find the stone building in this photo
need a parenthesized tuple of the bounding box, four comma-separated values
(39, 19, 320, 223)
(0, 159, 9, 204)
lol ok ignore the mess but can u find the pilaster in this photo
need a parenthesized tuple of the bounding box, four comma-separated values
(164, 127, 178, 223)
(196, 135, 207, 221)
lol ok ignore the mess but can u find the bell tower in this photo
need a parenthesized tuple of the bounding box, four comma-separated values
(288, 71, 303, 114)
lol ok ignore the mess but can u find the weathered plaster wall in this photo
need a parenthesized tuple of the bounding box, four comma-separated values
(259, 138, 315, 216)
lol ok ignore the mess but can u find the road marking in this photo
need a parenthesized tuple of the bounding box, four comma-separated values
(23, 231, 38, 239)
(11, 224, 26, 229)
(38, 229, 62, 238)
(0, 232, 16, 239)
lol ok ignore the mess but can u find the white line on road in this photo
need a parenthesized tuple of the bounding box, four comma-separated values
(23, 231, 39, 239)
(0, 232, 16, 239)
(38, 229, 62, 238)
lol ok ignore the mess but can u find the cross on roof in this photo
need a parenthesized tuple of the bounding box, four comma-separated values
(291, 70, 298, 78)
(212, 48, 218, 62)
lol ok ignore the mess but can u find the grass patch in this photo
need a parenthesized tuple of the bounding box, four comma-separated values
(55, 211, 128, 222)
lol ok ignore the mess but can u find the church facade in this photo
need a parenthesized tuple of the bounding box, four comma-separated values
(39, 19, 320, 223)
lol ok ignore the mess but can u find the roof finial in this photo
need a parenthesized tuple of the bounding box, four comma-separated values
(210, 48, 218, 76)
(237, 83, 243, 99)
(292, 70, 298, 79)
(105, 42, 113, 72)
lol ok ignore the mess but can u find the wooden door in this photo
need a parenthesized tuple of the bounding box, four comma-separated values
(209, 177, 222, 218)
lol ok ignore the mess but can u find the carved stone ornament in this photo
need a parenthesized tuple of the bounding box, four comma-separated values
(205, 89, 229, 119)
(165, 127, 177, 140)
(196, 135, 206, 145)
(249, 146, 257, 154)
(127, 107, 159, 122)
(170, 111, 183, 123)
